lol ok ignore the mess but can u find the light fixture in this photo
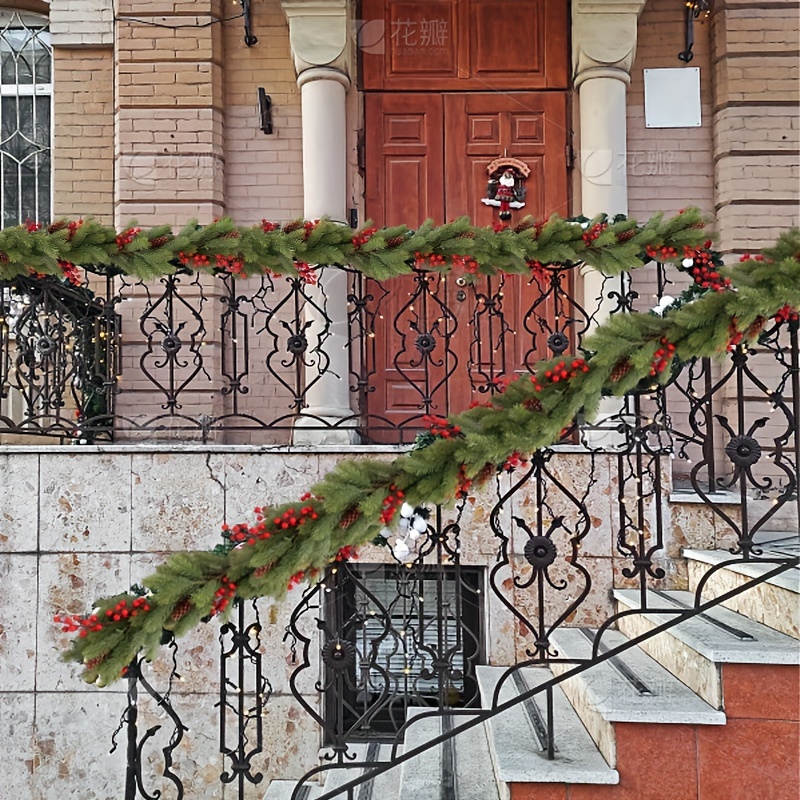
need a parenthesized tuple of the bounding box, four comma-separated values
(679, 0, 712, 62)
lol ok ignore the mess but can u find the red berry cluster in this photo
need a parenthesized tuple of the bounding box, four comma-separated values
(539, 358, 591, 386)
(457, 465, 473, 498)
(58, 260, 81, 286)
(502, 451, 528, 473)
(215, 254, 246, 277)
(650, 337, 676, 375)
(261, 220, 278, 232)
(334, 545, 359, 562)
(452, 254, 479, 274)
(490, 375, 510, 393)
(288, 570, 306, 590)
(682, 248, 731, 293)
(302, 220, 319, 240)
(352, 227, 378, 249)
(414, 252, 447, 269)
(211, 576, 237, 616)
(775, 304, 799, 324)
(727, 323, 744, 353)
(223, 498, 321, 548)
(25, 220, 41, 232)
(422, 414, 462, 438)
(582, 222, 607, 244)
(54, 612, 103, 637)
(294, 261, 317, 285)
(55, 596, 152, 638)
(116, 227, 141, 250)
(492, 222, 508, 233)
(739, 253, 767, 263)
(178, 251, 211, 268)
(645, 244, 679, 261)
(379, 483, 406, 525)
(66, 219, 83, 240)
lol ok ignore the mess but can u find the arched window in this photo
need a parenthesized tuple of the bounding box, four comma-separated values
(0, 10, 51, 227)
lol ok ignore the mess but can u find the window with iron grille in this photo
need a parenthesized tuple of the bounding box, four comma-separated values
(324, 563, 485, 740)
(0, 11, 51, 228)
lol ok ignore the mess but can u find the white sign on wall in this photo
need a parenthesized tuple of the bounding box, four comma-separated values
(644, 67, 702, 128)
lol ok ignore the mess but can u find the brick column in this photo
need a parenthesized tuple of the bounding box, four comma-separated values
(711, 0, 800, 254)
(115, 0, 225, 225)
(114, 1, 227, 440)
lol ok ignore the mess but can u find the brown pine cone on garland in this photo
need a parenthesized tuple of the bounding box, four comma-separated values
(84, 655, 106, 671)
(283, 221, 303, 234)
(0, 252, 9, 263)
(339, 507, 361, 529)
(385, 235, 405, 248)
(616, 229, 637, 243)
(476, 462, 497, 486)
(524, 397, 543, 413)
(746, 316, 766, 339)
(47, 221, 68, 234)
(149, 235, 170, 249)
(253, 563, 273, 579)
(610, 360, 633, 382)
(170, 599, 192, 622)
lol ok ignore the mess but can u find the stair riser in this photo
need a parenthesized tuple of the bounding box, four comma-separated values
(687, 560, 800, 639)
(548, 661, 616, 766)
(615, 610, 723, 709)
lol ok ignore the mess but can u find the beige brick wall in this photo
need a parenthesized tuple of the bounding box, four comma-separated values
(52, 47, 115, 223)
(222, 0, 303, 225)
(627, 0, 715, 222)
(712, 0, 800, 253)
(49, 0, 113, 46)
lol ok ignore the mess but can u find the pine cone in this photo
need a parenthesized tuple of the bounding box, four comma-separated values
(514, 220, 533, 233)
(745, 316, 766, 339)
(253, 563, 273, 579)
(386, 235, 406, 248)
(0, 252, 9, 263)
(476, 462, 497, 485)
(170, 599, 192, 622)
(150, 235, 170, 249)
(339, 507, 361, 529)
(459, 230, 476, 239)
(84, 655, 106, 671)
(616, 229, 637, 243)
(610, 360, 633, 382)
(524, 396, 543, 413)
(47, 221, 68, 234)
(283, 220, 303, 234)
(221, 231, 240, 239)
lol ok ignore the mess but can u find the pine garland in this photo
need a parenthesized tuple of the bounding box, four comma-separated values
(52, 228, 800, 687)
(0, 210, 710, 283)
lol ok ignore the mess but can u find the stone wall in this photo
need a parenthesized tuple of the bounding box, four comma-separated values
(0, 445, 736, 798)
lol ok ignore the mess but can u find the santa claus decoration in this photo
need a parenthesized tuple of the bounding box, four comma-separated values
(482, 158, 529, 221)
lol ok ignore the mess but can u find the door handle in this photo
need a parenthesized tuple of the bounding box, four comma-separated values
(456, 290, 467, 302)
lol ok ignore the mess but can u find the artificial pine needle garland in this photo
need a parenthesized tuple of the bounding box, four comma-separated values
(2, 209, 709, 283)
(53, 221, 800, 687)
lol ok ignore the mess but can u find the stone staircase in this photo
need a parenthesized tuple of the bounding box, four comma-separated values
(264, 542, 800, 800)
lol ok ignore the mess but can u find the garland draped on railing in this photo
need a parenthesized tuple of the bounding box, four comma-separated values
(1, 209, 707, 282)
(53, 218, 800, 688)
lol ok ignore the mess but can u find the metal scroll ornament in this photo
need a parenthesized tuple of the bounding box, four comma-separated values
(481, 157, 529, 221)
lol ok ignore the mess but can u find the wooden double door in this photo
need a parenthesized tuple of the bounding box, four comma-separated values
(364, 92, 569, 435)
(361, 1, 570, 436)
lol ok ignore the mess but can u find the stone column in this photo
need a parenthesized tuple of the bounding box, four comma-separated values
(282, 0, 357, 444)
(573, 0, 645, 446)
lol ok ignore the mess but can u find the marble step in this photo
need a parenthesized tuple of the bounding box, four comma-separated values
(476, 665, 619, 790)
(685, 547, 799, 638)
(549, 628, 725, 766)
(399, 707, 500, 800)
(264, 743, 401, 800)
(614, 588, 800, 707)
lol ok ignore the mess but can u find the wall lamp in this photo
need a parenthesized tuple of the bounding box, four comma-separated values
(679, 0, 712, 62)
(259, 88, 273, 135)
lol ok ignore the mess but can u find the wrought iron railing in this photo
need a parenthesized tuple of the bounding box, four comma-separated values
(112, 304, 798, 799)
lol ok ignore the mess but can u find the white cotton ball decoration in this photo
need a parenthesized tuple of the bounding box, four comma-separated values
(412, 516, 428, 533)
(682, 257, 694, 268)
(398, 517, 410, 531)
(400, 502, 415, 518)
(380, 527, 393, 539)
(393, 539, 410, 559)
(408, 528, 421, 541)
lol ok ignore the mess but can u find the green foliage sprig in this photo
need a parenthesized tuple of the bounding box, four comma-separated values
(56, 228, 800, 687)
(1, 209, 709, 283)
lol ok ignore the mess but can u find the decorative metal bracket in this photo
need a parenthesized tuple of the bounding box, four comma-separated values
(678, 0, 711, 62)
(258, 88, 273, 134)
(240, 0, 258, 47)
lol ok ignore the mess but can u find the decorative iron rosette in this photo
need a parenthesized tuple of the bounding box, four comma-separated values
(524, 536, 558, 569)
(415, 332, 436, 355)
(321, 639, 356, 671)
(547, 331, 569, 355)
(725, 434, 762, 467)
